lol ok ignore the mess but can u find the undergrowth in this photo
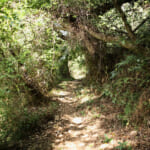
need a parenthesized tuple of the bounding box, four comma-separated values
(102, 54, 150, 125)
(0, 1, 65, 145)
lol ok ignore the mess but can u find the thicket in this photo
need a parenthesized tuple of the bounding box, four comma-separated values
(102, 54, 150, 125)
(0, 0, 70, 145)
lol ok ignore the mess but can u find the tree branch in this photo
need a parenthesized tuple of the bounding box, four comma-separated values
(54, 22, 143, 54)
(133, 16, 150, 32)
(113, 0, 136, 40)
(80, 25, 139, 53)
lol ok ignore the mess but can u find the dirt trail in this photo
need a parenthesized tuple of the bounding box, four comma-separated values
(51, 80, 103, 150)
(24, 80, 150, 150)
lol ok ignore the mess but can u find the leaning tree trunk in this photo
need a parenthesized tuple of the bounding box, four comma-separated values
(83, 36, 108, 83)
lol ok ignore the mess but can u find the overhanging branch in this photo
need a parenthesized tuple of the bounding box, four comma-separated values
(80, 25, 138, 52)
(113, 0, 136, 40)
(54, 22, 142, 54)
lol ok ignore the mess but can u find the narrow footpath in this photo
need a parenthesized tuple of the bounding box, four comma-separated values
(24, 80, 150, 150)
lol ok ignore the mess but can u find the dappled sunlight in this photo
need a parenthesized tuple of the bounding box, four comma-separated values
(62, 115, 85, 125)
(59, 81, 81, 89)
(80, 94, 102, 104)
(57, 141, 86, 150)
(80, 95, 90, 103)
(49, 89, 71, 96)
(99, 141, 117, 150)
(72, 117, 83, 124)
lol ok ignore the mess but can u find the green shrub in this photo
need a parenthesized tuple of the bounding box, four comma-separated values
(116, 141, 132, 150)
(102, 54, 150, 124)
(0, 1, 64, 144)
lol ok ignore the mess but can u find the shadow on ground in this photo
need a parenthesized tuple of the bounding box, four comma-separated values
(16, 79, 150, 150)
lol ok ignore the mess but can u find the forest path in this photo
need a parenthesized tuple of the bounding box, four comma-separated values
(25, 80, 149, 150)
(48, 80, 133, 150)
(50, 80, 108, 150)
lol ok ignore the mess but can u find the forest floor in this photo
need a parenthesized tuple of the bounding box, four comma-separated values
(21, 80, 150, 150)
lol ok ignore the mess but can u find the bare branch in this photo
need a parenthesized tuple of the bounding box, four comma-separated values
(133, 16, 150, 32)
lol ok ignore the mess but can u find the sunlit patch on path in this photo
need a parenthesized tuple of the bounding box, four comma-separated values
(49, 89, 71, 97)
(49, 80, 141, 150)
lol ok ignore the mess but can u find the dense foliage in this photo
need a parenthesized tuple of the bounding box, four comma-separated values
(0, 0, 69, 145)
